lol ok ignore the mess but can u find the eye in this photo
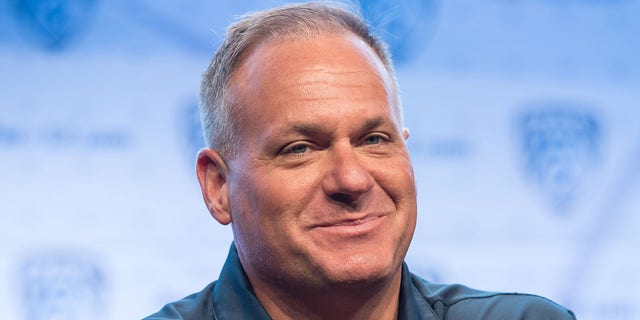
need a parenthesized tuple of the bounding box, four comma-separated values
(362, 134, 387, 146)
(282, 142, 310, 155)
(289, 144, 308, 154)
(363, 135, 381, 145)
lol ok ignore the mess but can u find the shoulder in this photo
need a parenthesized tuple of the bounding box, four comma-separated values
(411, 274, 576, 319)
(143, 281, 217, 320)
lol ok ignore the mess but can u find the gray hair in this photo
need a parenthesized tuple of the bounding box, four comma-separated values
(200, 2, 401, 159)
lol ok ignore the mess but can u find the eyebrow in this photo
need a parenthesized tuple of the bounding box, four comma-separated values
(276, 116, 389, 137)
(360, 116, 386, 133)
(285, 122, 326, 137)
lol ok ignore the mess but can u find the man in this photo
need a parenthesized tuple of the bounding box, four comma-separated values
(146, 3, 576, 319)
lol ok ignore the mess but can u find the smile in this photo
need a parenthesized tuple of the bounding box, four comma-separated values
(329, 215, 381, 227)
(309, 214, 386, 237)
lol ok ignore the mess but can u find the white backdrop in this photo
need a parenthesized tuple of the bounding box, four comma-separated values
(1, 0, 638, 319)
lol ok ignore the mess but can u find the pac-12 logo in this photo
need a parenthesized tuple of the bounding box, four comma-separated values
(11, 0, 99, 50)
(516, 101, 602, 215)
(18, 250, 107, 320)
(359, 0, 440, 65)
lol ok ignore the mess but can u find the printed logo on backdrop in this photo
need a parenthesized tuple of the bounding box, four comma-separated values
(407, 138, 472, 159)
(0, 106, 131, 150)
(359, 0, 440, 65)
(18, 250, 107, 320)
(0, 124, 27, 146)
(11, 0, 99, 50)
(516, 102, 602, 215)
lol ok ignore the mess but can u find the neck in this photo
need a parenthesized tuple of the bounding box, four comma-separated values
(250, 269, 403, 320)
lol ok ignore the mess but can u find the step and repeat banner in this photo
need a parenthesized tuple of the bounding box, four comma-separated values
(1, 0, 638, 319)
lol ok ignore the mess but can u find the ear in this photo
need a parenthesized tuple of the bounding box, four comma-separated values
(196, 148, 232, 225)
(403, 128, 410, 141)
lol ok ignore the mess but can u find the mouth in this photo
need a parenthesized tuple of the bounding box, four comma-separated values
(314, 215, 382, 227)
(308, 214, 386, 237)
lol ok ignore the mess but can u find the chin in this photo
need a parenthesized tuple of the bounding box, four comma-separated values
(318, 252, 399, 286)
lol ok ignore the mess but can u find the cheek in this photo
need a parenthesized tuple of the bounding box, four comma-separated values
(258, 168, 321, 210)
(380, 161, 417, 243)
(228, 174, 268, 241)
(229, 169, 319, 235)
(375, 160, 416, 202)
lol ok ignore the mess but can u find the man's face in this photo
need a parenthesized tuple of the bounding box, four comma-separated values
(223, 33, 417, 289)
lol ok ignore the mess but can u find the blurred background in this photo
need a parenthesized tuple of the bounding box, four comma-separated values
(1, 0, 638, 319)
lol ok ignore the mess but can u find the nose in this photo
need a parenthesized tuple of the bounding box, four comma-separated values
(321, 143, 375, 205)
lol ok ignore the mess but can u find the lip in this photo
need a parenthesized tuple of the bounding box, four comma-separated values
(309, 214, 386, 237)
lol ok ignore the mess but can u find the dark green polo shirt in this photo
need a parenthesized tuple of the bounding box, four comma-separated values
(145, 244, 576, 319)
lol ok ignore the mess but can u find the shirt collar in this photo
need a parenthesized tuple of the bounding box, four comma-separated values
(213, 244, 271, 319)
(213, 243, 438, 320)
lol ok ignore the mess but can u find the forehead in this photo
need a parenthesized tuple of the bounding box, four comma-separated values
(227, 32, 398, 120)
(242, 32, 388, 76)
